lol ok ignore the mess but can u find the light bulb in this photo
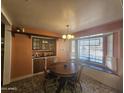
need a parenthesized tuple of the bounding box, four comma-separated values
(67, 34, 71, 39)
(22, 28, 25, 32)
(62, 35, 66, 39)
(71, 35, 74, 38)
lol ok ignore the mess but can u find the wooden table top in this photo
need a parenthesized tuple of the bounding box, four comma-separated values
(49, 62, 81, 77)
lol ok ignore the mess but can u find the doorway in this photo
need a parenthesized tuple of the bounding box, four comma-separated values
(1, 21, 5, 86)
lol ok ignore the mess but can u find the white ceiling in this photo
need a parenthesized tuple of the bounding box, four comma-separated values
(2, 0, 122, 34)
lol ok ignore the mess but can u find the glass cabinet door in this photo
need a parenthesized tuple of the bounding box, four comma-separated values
(32, 37, 56, 56)
(33, 38, 40, 50)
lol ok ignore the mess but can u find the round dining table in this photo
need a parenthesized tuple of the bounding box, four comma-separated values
(49, 62, 81, 93)
(49, 62, 81, 77)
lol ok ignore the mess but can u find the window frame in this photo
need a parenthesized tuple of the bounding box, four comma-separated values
(71, 35, 105, 65)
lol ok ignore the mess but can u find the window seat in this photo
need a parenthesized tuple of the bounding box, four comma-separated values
(80, 62, 118, 75)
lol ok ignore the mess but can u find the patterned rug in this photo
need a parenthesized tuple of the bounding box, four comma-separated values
(1, 74, 119, 93)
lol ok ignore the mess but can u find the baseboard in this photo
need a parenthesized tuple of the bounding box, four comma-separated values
(11, 72, 44, 83)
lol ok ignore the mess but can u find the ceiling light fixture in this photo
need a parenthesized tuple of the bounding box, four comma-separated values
(62, 25, 74, 40)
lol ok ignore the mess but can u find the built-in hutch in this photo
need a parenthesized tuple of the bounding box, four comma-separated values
(32, 36, 57, 73)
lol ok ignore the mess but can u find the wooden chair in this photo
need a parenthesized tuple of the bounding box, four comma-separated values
(75, 65, 83, 92)
(42, 68, 59, 93)
(63, 65, 83, 93)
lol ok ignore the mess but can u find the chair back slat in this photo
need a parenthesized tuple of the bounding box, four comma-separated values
(76, 65, 83, 82)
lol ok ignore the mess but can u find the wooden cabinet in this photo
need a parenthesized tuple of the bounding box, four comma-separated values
(33, 59, 45, 73)
(32, 36, 57, 74)
(33, 57, 56, 73)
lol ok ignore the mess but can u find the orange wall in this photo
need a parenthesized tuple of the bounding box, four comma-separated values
(113, 31, 123, 75)
(11, 34, 32, 79)
(11, 27, 61, 79)
(56, 39, 71, 62)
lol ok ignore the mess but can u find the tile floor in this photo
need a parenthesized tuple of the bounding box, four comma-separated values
(1, 73, 119, 93)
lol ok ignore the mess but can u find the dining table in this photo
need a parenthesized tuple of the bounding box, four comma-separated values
(49, 62, 81, 93)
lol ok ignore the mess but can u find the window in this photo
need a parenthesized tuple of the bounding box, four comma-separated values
(71, 36, 104, 64)
(71, 33, 117, 74)
(78, 37, 103, 63)
(71, 33, 115, 64)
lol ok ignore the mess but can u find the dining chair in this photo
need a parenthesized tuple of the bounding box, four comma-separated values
(63, 65, 83, 93)
(75, 65, 83, 92)
(42, 69, 59, 93)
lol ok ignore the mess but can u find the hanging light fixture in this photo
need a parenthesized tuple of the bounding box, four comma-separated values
(62, 25, 74, 40)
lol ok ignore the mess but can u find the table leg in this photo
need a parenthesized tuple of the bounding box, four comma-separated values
(44, 57, 47, 70)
